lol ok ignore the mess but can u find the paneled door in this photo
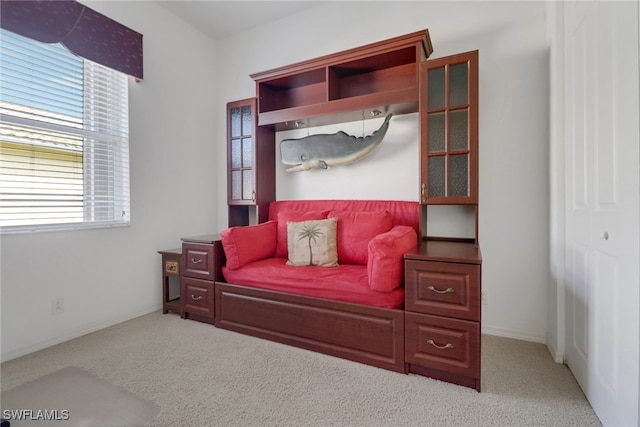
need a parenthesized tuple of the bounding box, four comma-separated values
(564, 1, 639, 425)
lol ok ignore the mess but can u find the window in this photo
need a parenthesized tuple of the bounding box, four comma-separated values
(0, 29, 130, 233)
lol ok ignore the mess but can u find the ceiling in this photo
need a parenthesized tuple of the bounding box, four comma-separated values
(155, 1, 324, 40)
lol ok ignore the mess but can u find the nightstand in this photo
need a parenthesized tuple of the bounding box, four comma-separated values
(180, 234, 224, 324)
(158, 248, 182, 314)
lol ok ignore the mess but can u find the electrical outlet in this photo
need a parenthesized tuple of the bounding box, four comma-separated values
(52, 298, 64, 315)
(481, 292, 488, 306)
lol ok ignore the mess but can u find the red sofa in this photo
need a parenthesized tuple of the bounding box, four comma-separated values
(215, 200, 419, 373)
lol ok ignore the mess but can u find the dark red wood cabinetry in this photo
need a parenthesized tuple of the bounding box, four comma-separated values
(412, 51, 481, 391)
(221, 30, 482, 391)
(180, 235, 224, 324)
(404, 241, 482, 391)
(250, 30, 433, 131)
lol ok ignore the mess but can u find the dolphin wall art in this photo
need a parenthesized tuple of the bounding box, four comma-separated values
(280, 113, 392, 172)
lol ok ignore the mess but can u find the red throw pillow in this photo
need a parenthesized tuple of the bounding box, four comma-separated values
(367, 225, 418, 292)
(328, 210, 393, 265)
(275, 210, 329, 258)
(221, 220, 277, 270)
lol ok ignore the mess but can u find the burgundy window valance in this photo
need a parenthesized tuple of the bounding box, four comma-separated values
(1, 0, 143, 80)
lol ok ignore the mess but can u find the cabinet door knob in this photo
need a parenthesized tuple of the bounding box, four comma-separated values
(191, 258, 203, 264)
(601, 231, 609, 240)
(191, 294, 203, 301)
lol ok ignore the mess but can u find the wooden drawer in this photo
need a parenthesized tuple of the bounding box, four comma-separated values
(182, 277, 214, 320)
(182, 242, 216, 280)
(405, 312, 480, 379)
(405, 260, 480, 321)
(163, 258, 180, 276)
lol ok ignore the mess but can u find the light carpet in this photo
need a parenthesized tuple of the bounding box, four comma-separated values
(1, 311, 601, 426)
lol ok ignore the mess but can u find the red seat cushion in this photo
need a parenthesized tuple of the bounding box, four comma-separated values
(222, 258, 404, 308)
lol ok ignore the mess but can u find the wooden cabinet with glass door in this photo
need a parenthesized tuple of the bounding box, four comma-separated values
(409, 50, 482, 390)
(420, 51, 478, 207)
(226, 98, 275, 226)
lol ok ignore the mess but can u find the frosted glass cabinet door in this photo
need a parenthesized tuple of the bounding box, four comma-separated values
(420, 51, 478, 205)
(227, 99, 257, 205)
(226, 97, 276, 227)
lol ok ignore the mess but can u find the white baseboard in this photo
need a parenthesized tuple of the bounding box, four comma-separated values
(483, 326, 565, 364)
(1, 304, 162, 363)
(482, 325, 547, 345)
(546, 340, 565, 364)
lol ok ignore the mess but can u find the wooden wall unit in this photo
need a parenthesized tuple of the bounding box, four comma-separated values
(223, 30, 482, 391)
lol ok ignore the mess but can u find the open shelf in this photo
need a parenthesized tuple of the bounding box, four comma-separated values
(252, 30, 433, 130)
(329, 47, 419, 100)
(258, 68, 327, 113)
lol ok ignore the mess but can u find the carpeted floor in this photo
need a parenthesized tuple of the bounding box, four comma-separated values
(1, 311, 601, 426)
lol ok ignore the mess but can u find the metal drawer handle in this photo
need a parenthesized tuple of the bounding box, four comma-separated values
(427, 285, 454, 294)
(191, 295, 203, 301)
(427, 339, 454, 350)
(191, 258, 203, 264)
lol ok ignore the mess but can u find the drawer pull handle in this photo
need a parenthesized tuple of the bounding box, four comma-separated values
(427, 285, 454, 294)
(427, 339, 454, 350)
(191, 258, 203, 264)
(191, 294, 203, 301)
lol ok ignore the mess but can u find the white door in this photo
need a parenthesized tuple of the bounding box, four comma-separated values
(564, 1, 640, 426)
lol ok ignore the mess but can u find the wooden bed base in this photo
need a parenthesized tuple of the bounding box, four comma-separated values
(214, 282, 405, 373)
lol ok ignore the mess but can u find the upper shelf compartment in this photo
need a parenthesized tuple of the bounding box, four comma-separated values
(251, 30, 433, 130)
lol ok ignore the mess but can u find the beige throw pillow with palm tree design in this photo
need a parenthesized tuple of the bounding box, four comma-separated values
(286, 218, 338, 267)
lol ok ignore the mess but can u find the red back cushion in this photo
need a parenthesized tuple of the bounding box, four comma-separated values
(275, 211, 329, 258)
(328, 210, 393, 265)
(368, 225, 418, 292)
(221, 220, 277, 270)
(268, 200, 420, 235)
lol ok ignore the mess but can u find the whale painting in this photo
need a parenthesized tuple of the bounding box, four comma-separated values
(280, 113, 392, 172)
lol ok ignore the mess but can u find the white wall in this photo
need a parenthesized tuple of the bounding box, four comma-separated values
(214, 1, 550, 342)
(0, 1, 218, 361)
(275, 114, 420, 201)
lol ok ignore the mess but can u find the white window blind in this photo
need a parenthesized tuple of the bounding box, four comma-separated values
(0, 29, 130, 233)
